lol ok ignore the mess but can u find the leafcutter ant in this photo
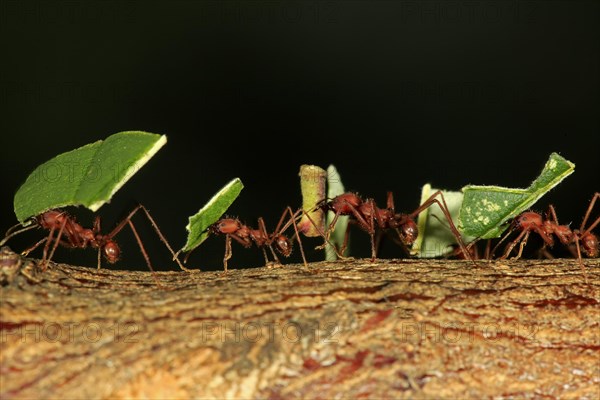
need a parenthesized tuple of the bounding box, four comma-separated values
(184, 207, 308, 272)
(309, 190, 472, 262)
(1, 205, 189, 276)
(493, 192, 599, 272)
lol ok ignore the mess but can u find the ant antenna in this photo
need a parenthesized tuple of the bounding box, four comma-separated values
(0, 224, 37, 247)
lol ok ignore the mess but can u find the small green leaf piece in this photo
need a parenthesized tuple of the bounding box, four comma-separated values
(413, 184, 473, 258)
(298, 165, 327, 237)
(182, 178, 244, 252)
(14, 131, 167, 224)
(458, 153, 575, 239)
(325, 164, 349, 261)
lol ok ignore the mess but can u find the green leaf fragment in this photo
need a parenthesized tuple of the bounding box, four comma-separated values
(458, 153, 575, 239)
(182, 178, 244, 252)
(413, 184, 473, 258)
(14, 131, 167, 224)
(325, 164, 349, 261)
(297, 165, 326, 237)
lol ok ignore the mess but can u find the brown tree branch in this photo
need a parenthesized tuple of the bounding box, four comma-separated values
(1, 247, 599, 399)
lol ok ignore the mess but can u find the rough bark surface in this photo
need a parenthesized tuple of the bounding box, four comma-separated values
(1, 247, 599, 399)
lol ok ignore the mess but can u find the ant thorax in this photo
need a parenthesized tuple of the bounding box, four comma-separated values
(544, 221, 573, 245)
(248, 228, 267, 247)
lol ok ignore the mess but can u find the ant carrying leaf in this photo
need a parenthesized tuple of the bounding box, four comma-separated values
(1, 131, 187, 281)
(458, 153, 575, 240)
(492, 192, 599, 275)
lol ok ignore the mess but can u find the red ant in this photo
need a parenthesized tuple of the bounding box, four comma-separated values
(308, 190, 471, 262)
(493, 192, 599, 270)
(183, 207, 308, 272)
(0, 205, 189, 275)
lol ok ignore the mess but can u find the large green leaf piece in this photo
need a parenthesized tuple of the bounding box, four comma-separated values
(458, 153, 575, 239)
(182, 178, 244, 252)
(14, 131, 167, 224)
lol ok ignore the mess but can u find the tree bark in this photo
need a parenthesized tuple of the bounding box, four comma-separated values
(1, 247, 598, 399)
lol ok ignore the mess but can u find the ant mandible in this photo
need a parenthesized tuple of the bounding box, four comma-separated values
(184, 207, 308, 272)
(1, 205, 189, 274)
(309, 190, 471, 262)
(494, 192, 599, 270)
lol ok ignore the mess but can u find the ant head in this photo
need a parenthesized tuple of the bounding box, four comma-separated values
(329, 192, 362, 213)
(103, 240, 120, 264)
(274, 234, 292, 257)
(515, 212, 543, 230)
(37, 209, 68, 229)
(211, 218, 240, 235)
(400, 219, 419, 246)
(581, 232, 599, 258)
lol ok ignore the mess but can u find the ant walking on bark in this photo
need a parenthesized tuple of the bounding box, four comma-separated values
(493, 192, 599, 271)
(309, 190, 471, 262)
(1, 205, 189, 275)
(186, 207, 308, 272)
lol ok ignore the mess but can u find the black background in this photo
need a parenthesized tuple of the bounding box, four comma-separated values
(1, 1, 598, 271)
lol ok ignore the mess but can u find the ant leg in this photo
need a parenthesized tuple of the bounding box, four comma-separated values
(260, 247, 270, 265)
(275, 207, 309, 267)
(4, 221, 26, 237)
(341, 200, 378, 260)
(288, 207, 308, 267)
(43, 217, 69, 271)
(410, 191, 473, 264)
(386, 191, 396, 214)
(0, 224, 37, 247)
(338, 221, 352, 256)
(573, 238, 589, 283)
(39, 225, 57, 271)
(484, 239, 492, 260)
(499, 229, 529, 260)
(22, 237, 48, 257)
(93, 215, 101, 234)
(316, 210, 342, 250)
(223, 234, 232, 273)
(513, 230, 531, 260)
(302, 210, 348, 259)
(580, 192, 600, 233)
(538, 245, 555, 260)
(546, 204, 560, 225)
(126, 219, 157, 275)
(123, 221, 164, 288)
(365, 200, 377, 261)
(258, 217, 281, 265)
(490, 219, 519, 260)
(108, 205, 191, 272)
